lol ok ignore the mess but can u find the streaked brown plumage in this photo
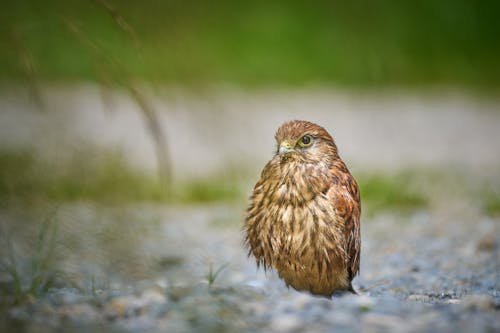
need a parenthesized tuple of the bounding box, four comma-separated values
(244, 120, 361, 297)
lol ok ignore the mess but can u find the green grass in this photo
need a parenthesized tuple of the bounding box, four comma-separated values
(206, 263, 229, 287)
(0, 149, 165, 203)
(358, 172, 429, 215)
(0, 207, 62, 303)
(482, 191, 500, 217)
(176, 176, 245, 204)
(0, 149, 434, 212)
(0, 149, 245, 204)
(0, 0, 499, 89)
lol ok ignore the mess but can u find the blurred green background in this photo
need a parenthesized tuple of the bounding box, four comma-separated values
(0, 0, 499, 212)
(1, 0, 499, 88)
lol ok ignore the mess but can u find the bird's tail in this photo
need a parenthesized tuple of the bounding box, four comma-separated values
(348, 283, 359, 295)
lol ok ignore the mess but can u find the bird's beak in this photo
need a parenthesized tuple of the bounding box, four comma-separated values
(278, 140, 295, 155)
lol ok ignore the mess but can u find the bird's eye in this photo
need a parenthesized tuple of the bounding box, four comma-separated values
(298, 135, 313, 147)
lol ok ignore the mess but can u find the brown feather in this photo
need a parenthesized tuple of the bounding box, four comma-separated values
(244, 120, 361, 297)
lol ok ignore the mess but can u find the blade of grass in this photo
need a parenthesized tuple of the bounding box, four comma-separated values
(206, 262, 229, 287)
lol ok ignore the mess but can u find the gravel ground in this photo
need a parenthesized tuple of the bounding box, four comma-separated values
(1, 86, 499, 332)
(2, 201, 498, 333)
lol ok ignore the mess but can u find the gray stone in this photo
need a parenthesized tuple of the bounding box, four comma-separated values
(270, 314, 303, 332)
(462, 294, 494, 311)
(407, 294, 431, 302)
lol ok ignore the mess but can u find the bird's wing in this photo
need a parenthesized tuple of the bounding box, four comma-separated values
(244, 176, 269, 267)
(328, 164, 361, 280)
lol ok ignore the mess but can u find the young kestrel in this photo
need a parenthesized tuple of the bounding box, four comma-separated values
(244, 120, 361, 297)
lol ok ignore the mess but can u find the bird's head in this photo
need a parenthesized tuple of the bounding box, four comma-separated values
(274, 120, 339, 164)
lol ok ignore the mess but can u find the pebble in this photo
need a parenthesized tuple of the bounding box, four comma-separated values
(104, 296, 143, 319)
(462, 294, 494, 311)
(361, 313, 405, 331)
(353, 295, 376, 310)
(48, 288, 85, 305)
(57, 303, 101, 323)
(407, 294, 431, 302)
(443, 299, 461, 305)
(270, 314, 303, 332)
(103, 288, 168, 320)
(477, 234, 497, 252)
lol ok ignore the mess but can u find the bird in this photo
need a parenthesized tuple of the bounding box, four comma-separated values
(244, 120, 361, 297)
